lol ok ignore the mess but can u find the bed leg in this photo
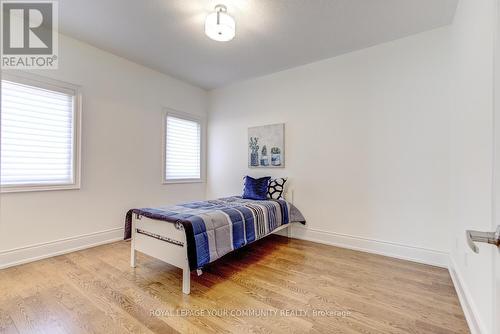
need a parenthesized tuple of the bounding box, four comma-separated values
(130, 248, 136, 268)
(130, 219, 136, 268)
(287, 224, 293, 238)
(182, 267, 191, 294)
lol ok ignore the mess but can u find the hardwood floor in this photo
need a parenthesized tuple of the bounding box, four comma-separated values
(0, 235, 469, 334)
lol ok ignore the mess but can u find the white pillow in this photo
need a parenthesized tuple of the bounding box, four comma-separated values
(267, 178, 287, 199)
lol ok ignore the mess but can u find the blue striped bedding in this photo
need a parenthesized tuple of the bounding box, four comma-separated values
(125, 196, 305, 270)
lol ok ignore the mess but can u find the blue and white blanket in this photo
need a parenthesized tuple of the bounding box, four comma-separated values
(125, 196, 305, 270)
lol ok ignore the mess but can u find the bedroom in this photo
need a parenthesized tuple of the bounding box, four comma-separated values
(0, 0, 499, 333)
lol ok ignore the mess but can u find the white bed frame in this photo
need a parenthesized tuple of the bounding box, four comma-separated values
(130, 192, 295, 294)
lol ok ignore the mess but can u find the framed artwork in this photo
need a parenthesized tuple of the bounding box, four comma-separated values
(248, 123, 285, 168)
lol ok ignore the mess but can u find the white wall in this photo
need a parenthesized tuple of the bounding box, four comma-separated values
(0, 35, 208, 267)
(207, 27, 454, 266)
(449, 0, 495, 333)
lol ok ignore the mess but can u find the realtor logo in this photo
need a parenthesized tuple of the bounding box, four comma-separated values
(1, 0, 58, 69)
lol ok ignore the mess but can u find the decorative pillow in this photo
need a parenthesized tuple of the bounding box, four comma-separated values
(242, 176, 271, 200)
(267, 178, 287, 200)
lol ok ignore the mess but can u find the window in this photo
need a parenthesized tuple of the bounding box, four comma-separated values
(1, 73, 81, 192)
(163, 111, 202, 183)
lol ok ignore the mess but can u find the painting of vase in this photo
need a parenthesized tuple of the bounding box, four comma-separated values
(248, 123, 285, 168)
(249, 137, 259, 166)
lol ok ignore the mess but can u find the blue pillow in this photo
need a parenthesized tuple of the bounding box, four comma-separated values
(242, 176, 271, 200)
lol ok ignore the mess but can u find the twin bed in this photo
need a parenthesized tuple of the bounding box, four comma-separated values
(125, 195, 305, 294)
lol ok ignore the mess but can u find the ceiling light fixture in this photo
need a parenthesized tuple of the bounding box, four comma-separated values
(205, 4, 235, 42)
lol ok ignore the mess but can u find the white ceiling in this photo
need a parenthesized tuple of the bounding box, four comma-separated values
(59, 0, 458, 89)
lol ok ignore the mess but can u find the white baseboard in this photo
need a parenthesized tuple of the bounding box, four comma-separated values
(289, 224, 449, 268)
(448, 256, 487, 334)
(0, 227, 124, 270)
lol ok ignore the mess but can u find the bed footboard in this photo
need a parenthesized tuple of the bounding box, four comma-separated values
(130, 214, 191, 294)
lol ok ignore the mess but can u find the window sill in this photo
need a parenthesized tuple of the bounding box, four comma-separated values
(162, 179, 205, 185)
(1, 183, 81, 193)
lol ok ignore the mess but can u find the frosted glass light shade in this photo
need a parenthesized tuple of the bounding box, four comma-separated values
(205, 7, 235, 42)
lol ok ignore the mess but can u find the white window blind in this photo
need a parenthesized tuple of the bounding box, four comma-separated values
(165, 115, 201, 181)
(1, 77, 78, 191)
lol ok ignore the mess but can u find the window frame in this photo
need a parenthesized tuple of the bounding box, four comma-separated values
(0, 72, 82, 193)
(162, 108, 205, 184)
